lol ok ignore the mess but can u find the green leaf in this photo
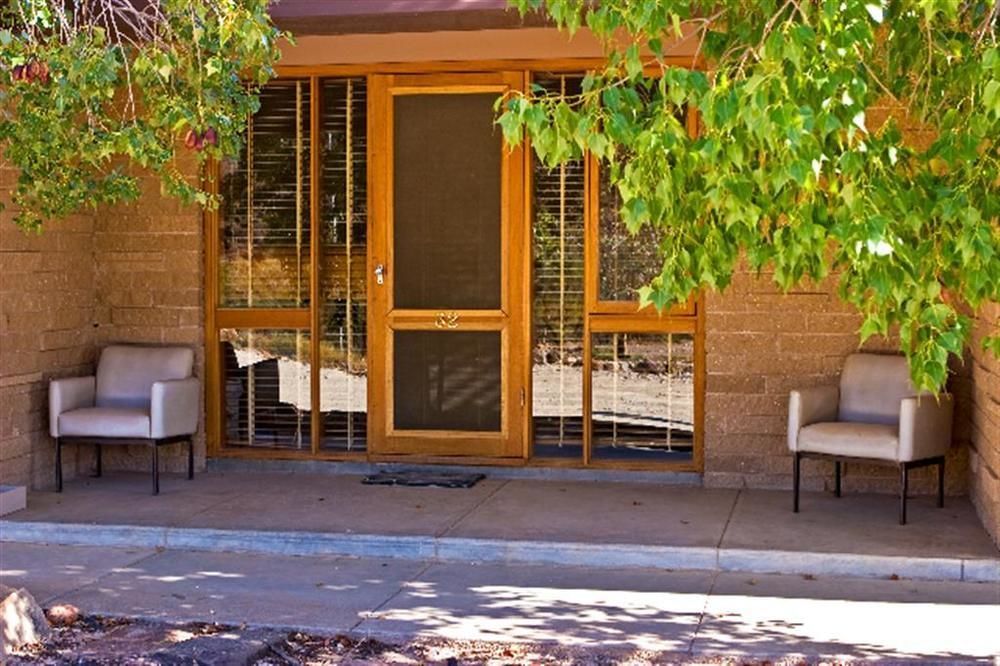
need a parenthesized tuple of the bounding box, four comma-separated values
(625, 44, 642, 80)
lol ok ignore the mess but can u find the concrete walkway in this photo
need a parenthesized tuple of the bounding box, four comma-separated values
(2, 469, 998, 583)
(1, 541, 998, 661)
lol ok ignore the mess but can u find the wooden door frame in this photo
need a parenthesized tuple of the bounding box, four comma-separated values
(367, 71, 528, 458)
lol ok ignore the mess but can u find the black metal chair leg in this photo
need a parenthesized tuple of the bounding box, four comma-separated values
(937, 458, 945, 508)
(152, 442, 159, 495)
(899, 463, 908, 525)
(94, 444, 102, 478)
(187, 438, 194, 480)
(793, 451, 801, 513)
(834, 461, 842, 497)
(55, 437, 63, 492)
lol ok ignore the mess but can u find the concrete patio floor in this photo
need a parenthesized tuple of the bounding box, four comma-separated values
(2, 468, 998, 583)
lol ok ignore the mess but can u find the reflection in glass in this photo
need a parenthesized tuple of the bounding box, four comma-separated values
(221, 328, 311, 449)
(598, 164, 662, 303)
(320, 78, 368, 451)
(220, 80, 311, 307)
(531, 74, 585, 459)
(591, 333, 694, 461)
(394, 331, 502, 432)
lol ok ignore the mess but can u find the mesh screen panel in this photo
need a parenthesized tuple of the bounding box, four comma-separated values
(393, 331, 502, 432)
(392, 94, 502, 310)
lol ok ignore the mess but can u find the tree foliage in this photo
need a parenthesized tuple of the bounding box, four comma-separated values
(0, 0, 283, 230)
(501, 0, 1000, 391)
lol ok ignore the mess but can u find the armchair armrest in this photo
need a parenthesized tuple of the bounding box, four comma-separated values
(150, 377, 200, 439)
(49, 376, 96, 437)
(788, 385, 840, 451)
(898, 394, 953, 462)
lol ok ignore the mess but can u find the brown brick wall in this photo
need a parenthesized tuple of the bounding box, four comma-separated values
(700, 102, 972, 497)
(91, 164, 206, 475)
(1, 164, 98, 489)
(969, 302, 1000, 545)
(702, 267, 971, 495)
(1, 158, 204, 488)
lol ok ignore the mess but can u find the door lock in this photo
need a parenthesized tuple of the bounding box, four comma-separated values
(374, 264, 385, 285)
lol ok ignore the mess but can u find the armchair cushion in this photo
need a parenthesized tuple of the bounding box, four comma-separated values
(49, 376, 96, 438)
(151, 377, 200, 439)
(96, 345, 194, 409)
(787, 385, 839, 451)
(58, 407, 150, 438)
(797, 422, 899, 461)
(838, 353, 919, 425)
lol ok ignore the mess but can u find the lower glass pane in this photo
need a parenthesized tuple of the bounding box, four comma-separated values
(394, 330, 502, 432)
(591, 333, 694, 462)
(221, 328, 311, 449)
(320, 300, 367, 452)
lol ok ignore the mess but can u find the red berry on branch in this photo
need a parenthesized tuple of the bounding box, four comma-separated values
(11, 64, 23, 81)
(27, 61, 40, 81)
(204, 128, 218, 147)
(184, 129, 198, 149)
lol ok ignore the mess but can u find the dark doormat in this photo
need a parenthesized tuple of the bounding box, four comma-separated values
(361, 471, 486, 488)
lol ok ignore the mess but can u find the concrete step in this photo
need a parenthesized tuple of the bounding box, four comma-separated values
(2, 518, 997, 584)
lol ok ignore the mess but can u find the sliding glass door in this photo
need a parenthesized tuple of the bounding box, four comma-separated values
(206, 68, 701, 470)
(210, 76, 369, 456)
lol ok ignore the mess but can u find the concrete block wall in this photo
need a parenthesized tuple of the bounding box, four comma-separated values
(1, 158, 205, 487)
(969, 302, 1000, 545)
(702, 267, 971, 496)
(700, 101, 971, 497)
(91, 164, 206, 475)
(0, 164, 98, 489)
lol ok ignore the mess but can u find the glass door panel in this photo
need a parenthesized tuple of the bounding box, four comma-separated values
(531, 75, 586, 459)
(220, 328, 311, 450)
(219, 80, 311, 308)
(369, 72, 525, 458)
(320, 77, 369, 452)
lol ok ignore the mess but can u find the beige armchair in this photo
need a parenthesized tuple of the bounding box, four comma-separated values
(788, 353, 953, 524)
(49, 345, 199, 495)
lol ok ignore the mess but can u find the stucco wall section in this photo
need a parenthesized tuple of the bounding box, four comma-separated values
(1, 163, 98, 489)
(969, 302, 1000, 545)
(702, 267, 970, 495)
(278, 26, 699, 67)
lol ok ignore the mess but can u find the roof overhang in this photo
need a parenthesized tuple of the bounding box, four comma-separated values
(268, 0, 551, 36)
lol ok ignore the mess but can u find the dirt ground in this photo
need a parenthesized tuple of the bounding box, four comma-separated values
(5, 614, 822, 665)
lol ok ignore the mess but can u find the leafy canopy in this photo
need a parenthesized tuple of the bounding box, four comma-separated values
(500, 0, 1000, 391)
(0, 0, 283, 230)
